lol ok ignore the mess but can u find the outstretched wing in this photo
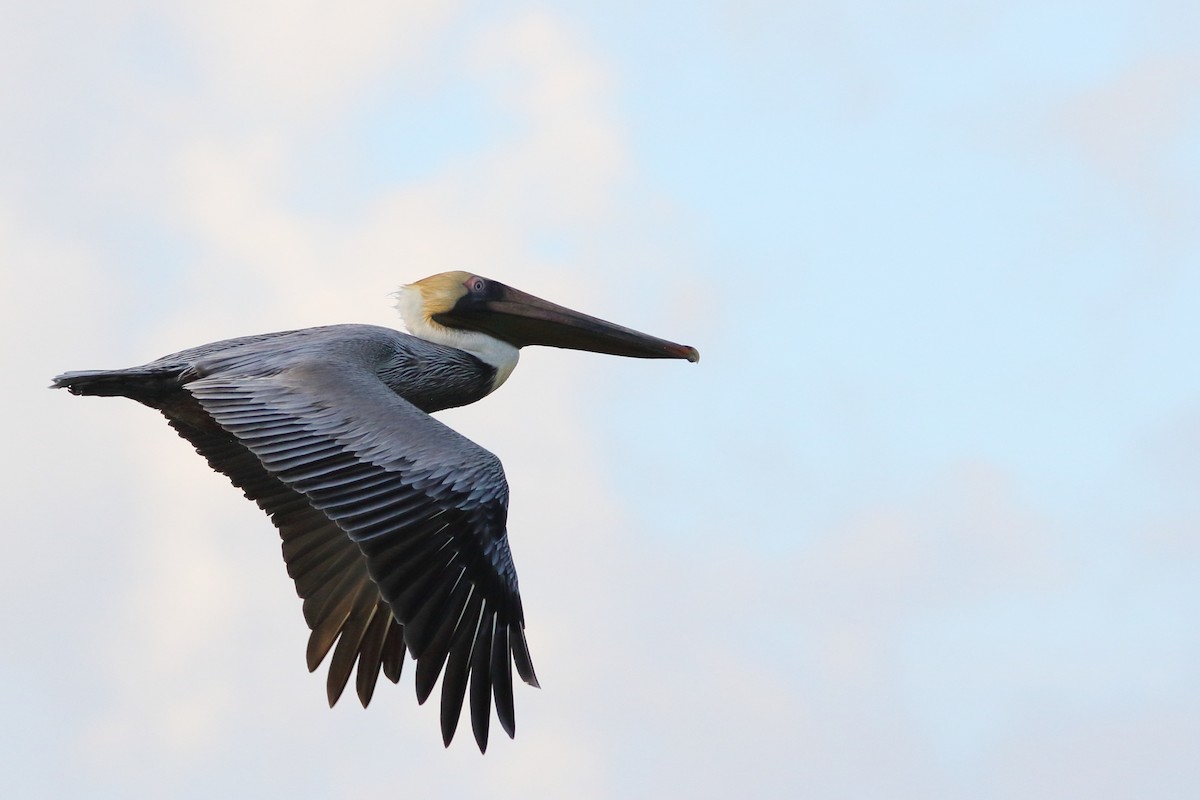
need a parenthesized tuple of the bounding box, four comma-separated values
(186, 359, 538, 752)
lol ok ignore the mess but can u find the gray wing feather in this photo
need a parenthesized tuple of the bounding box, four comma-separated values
(187, 358, 538, 751)
(163, 416, 407, 708)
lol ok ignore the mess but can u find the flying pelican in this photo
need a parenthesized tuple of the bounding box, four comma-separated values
(52, 271, 698, 752)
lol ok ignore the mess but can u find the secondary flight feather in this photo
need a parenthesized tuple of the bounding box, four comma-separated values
(52, 272, 698, 752)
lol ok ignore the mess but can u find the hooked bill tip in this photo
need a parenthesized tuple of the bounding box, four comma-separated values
(682, 346, 700, 363)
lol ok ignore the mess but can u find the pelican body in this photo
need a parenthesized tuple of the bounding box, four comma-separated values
(52, 272, 698, 752)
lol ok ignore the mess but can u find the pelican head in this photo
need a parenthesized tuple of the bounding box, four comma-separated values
(396, 272, 699, 384)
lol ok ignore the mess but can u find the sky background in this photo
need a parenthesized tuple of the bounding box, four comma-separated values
(4, 1, 1199, 797)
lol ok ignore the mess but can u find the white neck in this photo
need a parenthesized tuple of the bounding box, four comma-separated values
(394, 286, 520, 392)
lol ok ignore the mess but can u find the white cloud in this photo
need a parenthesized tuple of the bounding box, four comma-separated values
(169, 0, 460, 116)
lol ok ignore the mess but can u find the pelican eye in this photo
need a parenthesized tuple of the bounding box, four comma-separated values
(469, 277, 486, 294)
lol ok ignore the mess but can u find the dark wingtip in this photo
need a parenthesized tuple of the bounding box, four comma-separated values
(472, 718, 490, 754)
(492, 626, 516, 739)
(380, 624, 407, 683)
(511, 627, 539, 688)
(470, 613, 495, 754)
(414, 656, 439, 705)
(326, 658, 351, 708)
(355, 666, 379, 708)
(306, 632, 333, 674)
(354, 610, 392, 707)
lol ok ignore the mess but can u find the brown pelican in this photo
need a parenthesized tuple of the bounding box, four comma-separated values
(52, 272, 698, 752)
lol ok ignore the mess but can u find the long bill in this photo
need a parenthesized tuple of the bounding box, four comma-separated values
(439, 283, 700, 362)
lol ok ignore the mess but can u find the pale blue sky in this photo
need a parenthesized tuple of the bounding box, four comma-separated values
(3, 2, 1198, 798)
